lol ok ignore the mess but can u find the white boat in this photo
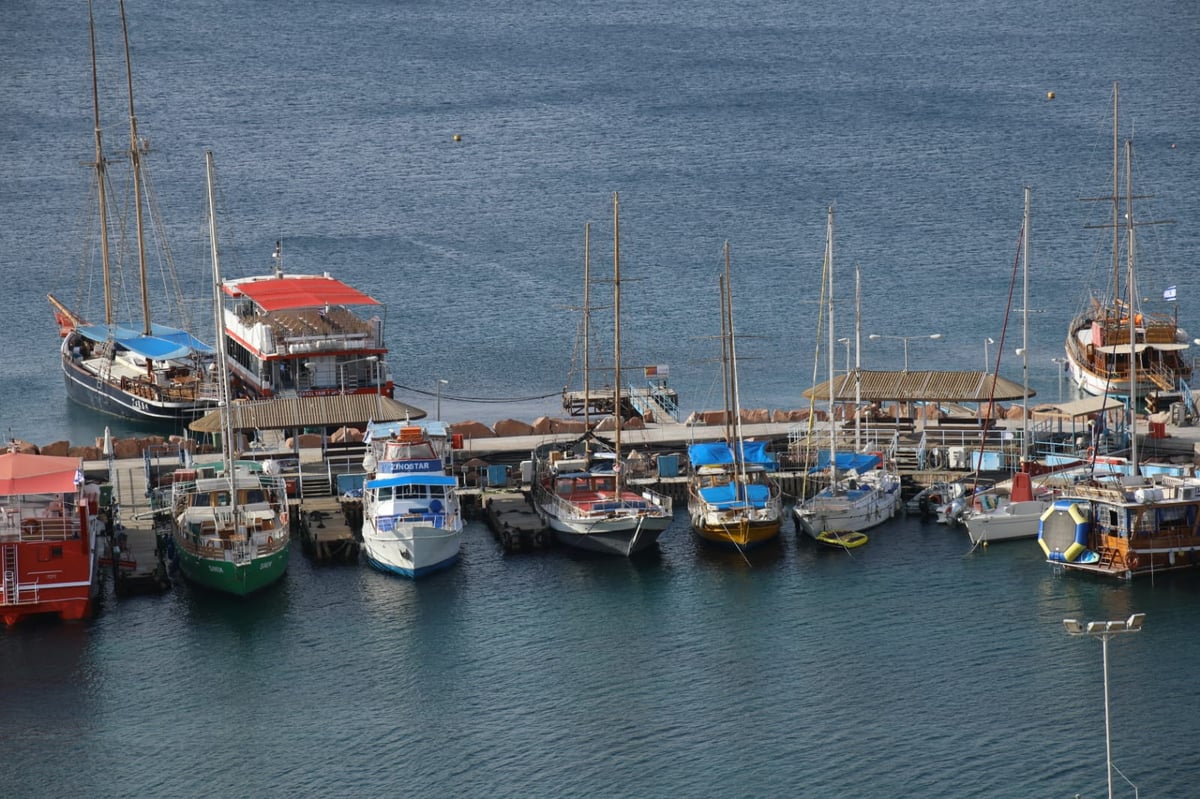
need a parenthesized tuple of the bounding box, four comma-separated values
(687, 243, 783, 550)
(794, 207, 901, 542)
(961, 189, 1053, 544)
(361, 423, 462, 578)
(1064, 82, 1191, 401)
(48, 2, 219, 424)
(531, 194, 673, 556)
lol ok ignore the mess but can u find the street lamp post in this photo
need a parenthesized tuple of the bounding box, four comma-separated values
(867, 332, 943, 371)
(1063, 613, 1146, 799)
(984, 337, 995, 372)
(837, 337, 851, 375)
(436, 378, 449, 421)
(1051, 357, 1067, 402)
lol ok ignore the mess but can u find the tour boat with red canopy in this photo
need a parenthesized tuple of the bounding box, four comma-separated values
(0, 451, 102, 625)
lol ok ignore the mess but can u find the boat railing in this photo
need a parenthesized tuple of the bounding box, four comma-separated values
(9, 516, 81, 542)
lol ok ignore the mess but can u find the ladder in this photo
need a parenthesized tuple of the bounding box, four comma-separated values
(2, 543, 18, 606)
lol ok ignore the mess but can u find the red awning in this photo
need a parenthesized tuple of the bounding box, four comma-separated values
(223, 275, 380, 312)
(0, 452, 82, 495)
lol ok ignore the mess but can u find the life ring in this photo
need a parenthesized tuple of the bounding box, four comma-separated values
(1125, 551, 1140, 570)
(1086, 446, 1095, 460)
(21, 519, 39, 537)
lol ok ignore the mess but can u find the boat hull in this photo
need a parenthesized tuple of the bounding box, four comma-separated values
(1, 534, 101, 625)
(61, 354, 215, 424)
(549, 519, 669, 557)
(362, 523, 461, 578)
(175, 540, 289, 596)
(794, 478, 901, 540)
(964, 499, 1052, 545)
(690, 515, 781, 549)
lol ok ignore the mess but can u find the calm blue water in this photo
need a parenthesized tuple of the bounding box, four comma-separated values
(4, 0, 1200, 796)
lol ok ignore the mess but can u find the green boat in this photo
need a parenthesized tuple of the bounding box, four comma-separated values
(171, 466, 290, 596)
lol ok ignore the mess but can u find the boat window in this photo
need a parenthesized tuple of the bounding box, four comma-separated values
(377, 487, 392, 501)
(244, 489, 265, 504)
(193, 493, 211, 507)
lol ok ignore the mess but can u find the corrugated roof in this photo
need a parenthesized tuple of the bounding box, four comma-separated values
(223, 275, 380, 311)
(801, 370, 1034, 402)
(189, 395, 425, 433)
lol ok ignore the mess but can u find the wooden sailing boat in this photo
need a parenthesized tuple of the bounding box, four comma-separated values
(49, 0, 219, 424)
(531, 193, 673, 556)
(687, 242, 782, 549)
(1063, 82, 1191, 403)
(168, 152, 289, 596)
(793, 207, 900, 546)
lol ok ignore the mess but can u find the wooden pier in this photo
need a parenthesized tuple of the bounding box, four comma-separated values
(294, 496, 360, 563)
(472, 490, 549, 552)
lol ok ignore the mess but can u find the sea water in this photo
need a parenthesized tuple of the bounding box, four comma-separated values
(3, 0, 1200, 796)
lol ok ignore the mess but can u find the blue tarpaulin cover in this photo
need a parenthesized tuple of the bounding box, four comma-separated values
(811, 451, 881, 473)
(697, 482, 771, 508)
(76, 323, 214, 360)
(688, 440, 773, 466)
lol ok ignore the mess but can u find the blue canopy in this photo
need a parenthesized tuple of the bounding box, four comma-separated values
(366, 473, 457, 489)
(76, 323, 214, 360)
(688, 440, 773, 467)
(810, 451, 881, 474)
(697, 482, 772, 508)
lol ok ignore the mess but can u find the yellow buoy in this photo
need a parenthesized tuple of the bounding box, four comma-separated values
(453, 133, 462, 142)
(1046, 91, 1055, 100)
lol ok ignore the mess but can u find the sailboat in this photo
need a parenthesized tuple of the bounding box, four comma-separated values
(531, 193, 674, 556)
(48, 1, 220, 424)
(1063, 82, 1191, 403)
(687, 243, 782, 549)
(793, 207, 901, 546)
(168, 152, 290, 596)
(963, 188, 1054, 545)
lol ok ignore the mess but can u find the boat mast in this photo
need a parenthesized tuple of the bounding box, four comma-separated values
(724, 243, 747, 485)
(119, 0, 152, 336)
(826, 206, 837, 488)
(720, 243, 733, 444)
(854, 264, 862, 454)
(583, 222, 592, 439)
(1021, 186, 1031, 467)
(88, 1, 114, 325)
(1110, 82, 1120, 320)
(1126, 141, 1138, 472)
(205, 152, 237, 492)
(612, 192, 622, 485)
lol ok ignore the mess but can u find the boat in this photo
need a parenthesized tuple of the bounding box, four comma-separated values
(813, 529, 869, 550)
(687, 243, 782, 549)
(0, 450, 103, 625)
(1063, 82, 1191, 402)
(962, 188, 1053, 545)
(1039, 476, 1200, 579)
(359, 421, 462, 578)
(531, 194, 674, 556)
(218, 246, 392, 401)
(48, 2, 220, 424)
(794, 207, 901, 542)
(167, 152, 291, 597)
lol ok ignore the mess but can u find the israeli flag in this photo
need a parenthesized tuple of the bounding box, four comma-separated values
(74, 468, 85, 486)
(1164, 285, 1178, 302)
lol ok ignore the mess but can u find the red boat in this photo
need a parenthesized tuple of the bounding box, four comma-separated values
(0, 452, 102, 625)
